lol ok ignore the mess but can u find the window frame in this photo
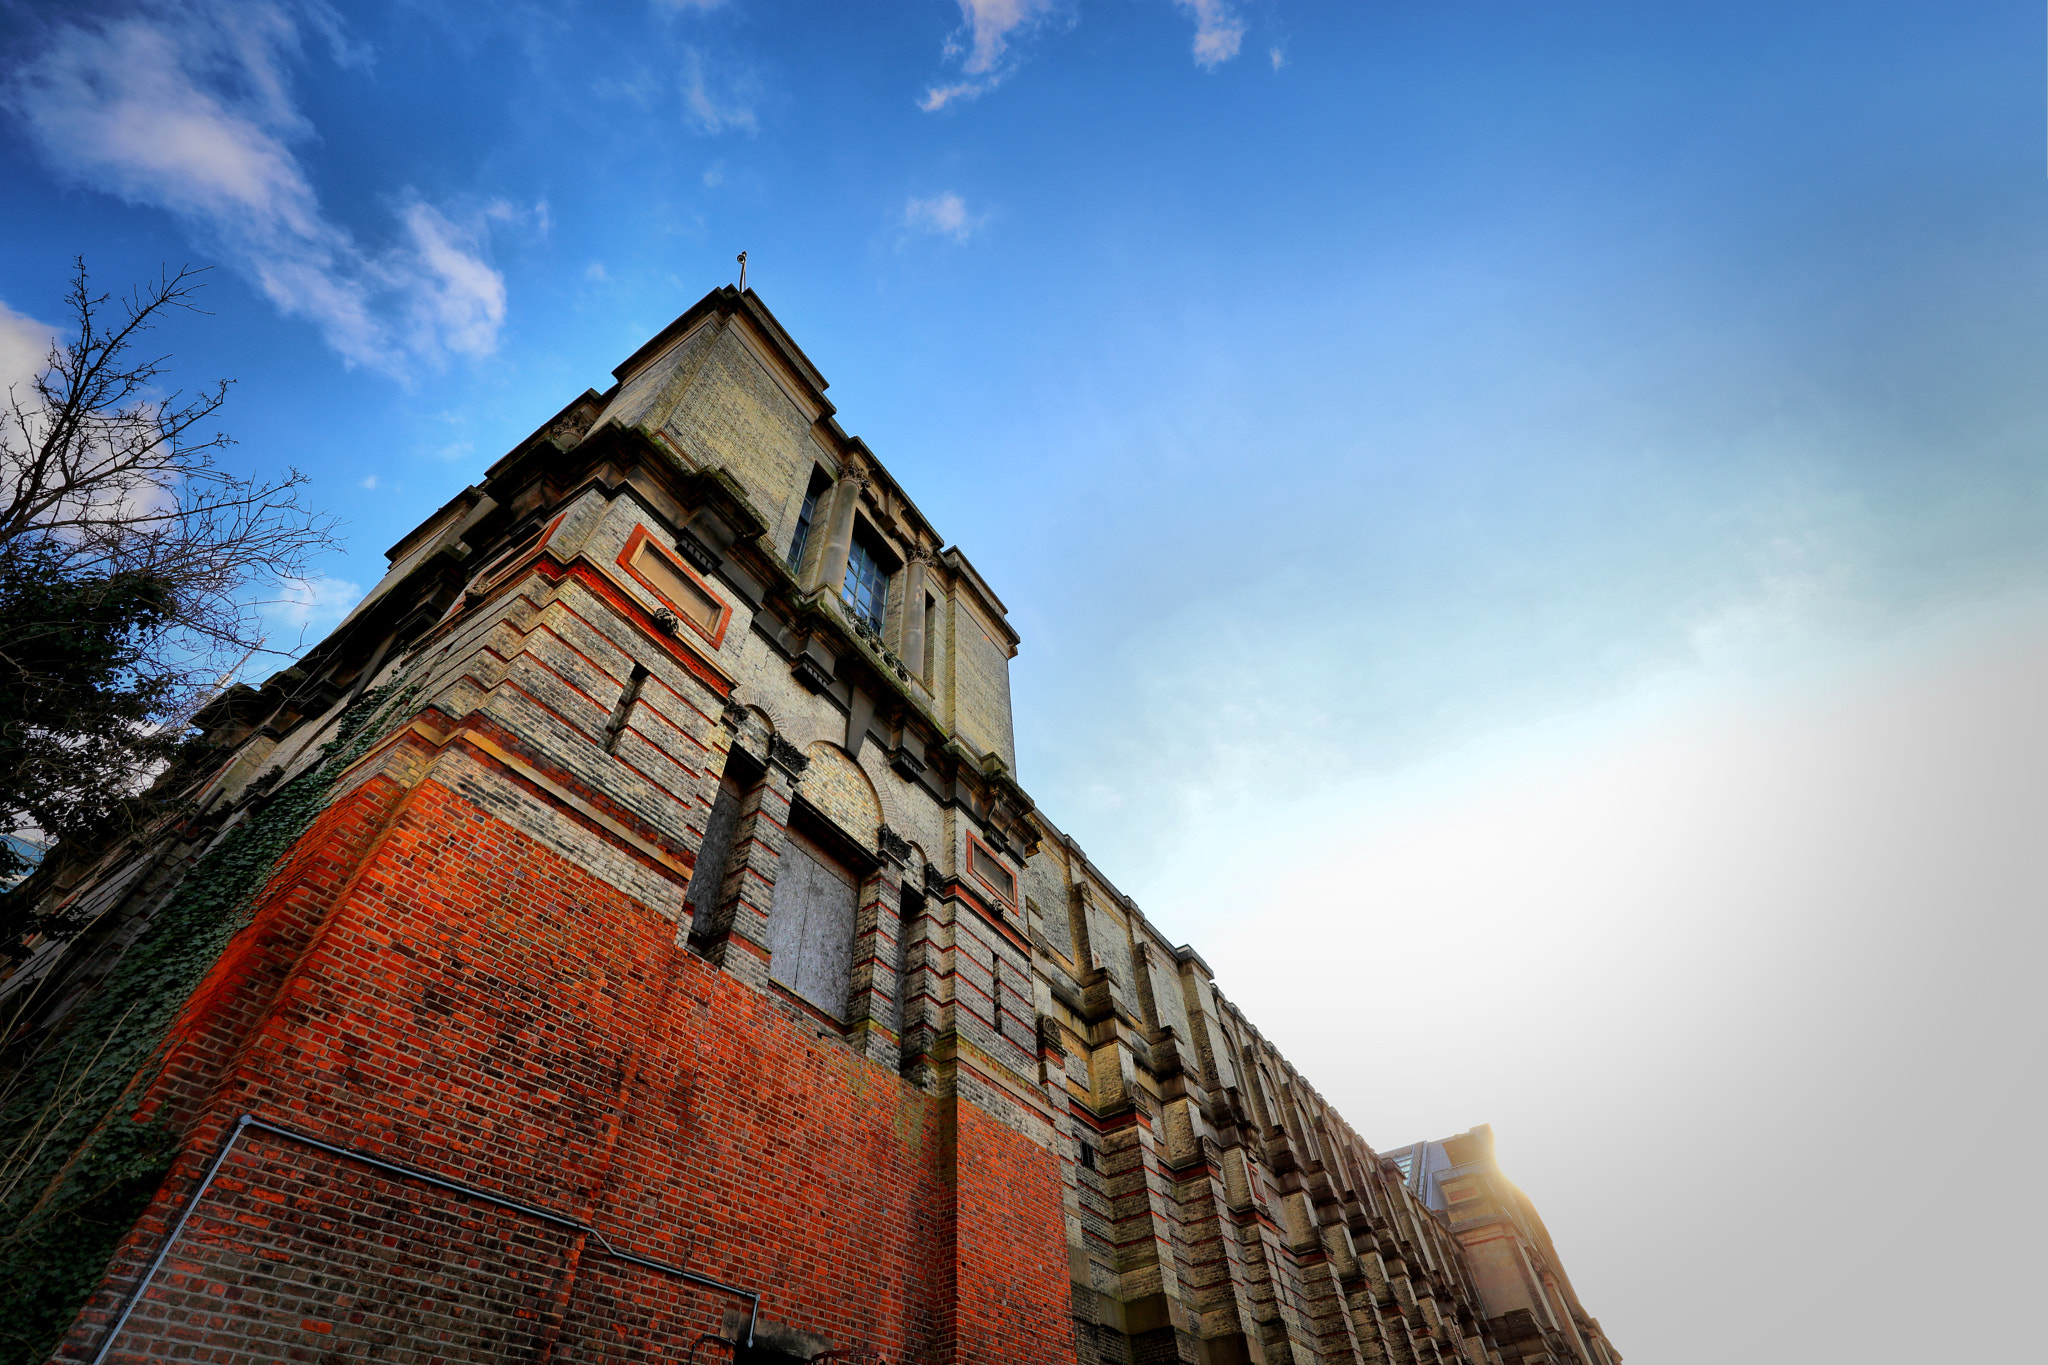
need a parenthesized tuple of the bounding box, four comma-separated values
(841, 522, 892, 632)
(787, 468, 832, 572)
(921, 591, 938, 683)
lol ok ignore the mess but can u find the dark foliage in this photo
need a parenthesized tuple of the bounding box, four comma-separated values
(0, 544, 179, 891)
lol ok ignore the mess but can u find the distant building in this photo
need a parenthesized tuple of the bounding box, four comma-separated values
(1, 287, 1618, 1365)
(1382, 1128, 1619, 1365)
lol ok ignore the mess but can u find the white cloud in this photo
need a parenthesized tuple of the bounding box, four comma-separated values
(904, 191, 979, 242)
(359, 474, 377, 489)
(1175, 0, 1245, 69)
(399, 199, 507, 359)
(0, 301, 57, 401)
(919, 0, 1242, 109)
(4, 1, 510, 375)
(584, 261, 610, 283)
(1269, 46, 1286, 72)
(702, 160, 725, 188)
(920, 0, 1063, 111)
(268, 572, 363, 636)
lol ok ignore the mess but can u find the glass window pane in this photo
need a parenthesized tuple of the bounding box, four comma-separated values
(844, 538, 887, 630)
(788, 487, 820, 569)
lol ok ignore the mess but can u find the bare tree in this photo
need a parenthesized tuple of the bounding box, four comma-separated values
(0, 258, 339, 706)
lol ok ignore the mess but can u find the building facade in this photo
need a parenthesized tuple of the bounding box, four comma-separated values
(0, 288, 1618, 1365)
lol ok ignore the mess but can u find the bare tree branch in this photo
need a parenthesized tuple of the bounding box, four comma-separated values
(0, 258, 341, 717)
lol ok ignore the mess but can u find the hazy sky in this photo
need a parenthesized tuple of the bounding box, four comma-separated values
(4, 2, 2044, 1359)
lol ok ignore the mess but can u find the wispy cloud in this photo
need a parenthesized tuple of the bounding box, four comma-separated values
(920, 0, 1245, 109)
(1175, 0, 1245, 69)
(920, 0, 1064, 112)
(0, 301, 57, 400)
(680, 47, 757, 133)
(903, 191, 980, 242)
(4, 1, 511, 376)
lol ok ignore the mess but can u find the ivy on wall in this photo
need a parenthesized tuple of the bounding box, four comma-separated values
(0, 680, 418, 1365)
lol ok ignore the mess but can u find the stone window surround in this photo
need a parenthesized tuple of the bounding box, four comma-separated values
(792, 461, 937, 670)
(615, 522, 733, 648)
(965, 831, 1016, 910)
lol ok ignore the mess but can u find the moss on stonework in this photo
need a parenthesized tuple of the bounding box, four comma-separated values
(0, 680, 418, 1365)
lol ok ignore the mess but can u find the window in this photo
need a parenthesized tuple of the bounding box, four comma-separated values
(766, 822, 859, 1020)
(787, 469, 831, 571)
(967, 836, 1015, 907)
(921, 593, 937, 682)
(602, 665, 648, 755)
(843, 530, 889, 631)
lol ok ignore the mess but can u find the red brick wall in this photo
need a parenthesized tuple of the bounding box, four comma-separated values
(62, 747, 1076, 1365)
(943, 1099, 1078, 1365)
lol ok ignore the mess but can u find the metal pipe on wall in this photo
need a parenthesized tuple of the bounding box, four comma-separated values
(88, 1113, 761, 1365)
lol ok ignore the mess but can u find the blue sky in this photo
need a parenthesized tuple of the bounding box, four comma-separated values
(5, 3, 2046, 1360)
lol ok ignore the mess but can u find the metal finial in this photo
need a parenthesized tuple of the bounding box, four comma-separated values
(737, 251, 747, 292)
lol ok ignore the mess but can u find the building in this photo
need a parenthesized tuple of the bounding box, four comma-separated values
(1381, 1129, 1618, 1365)
(0, 287, 1618, 1365)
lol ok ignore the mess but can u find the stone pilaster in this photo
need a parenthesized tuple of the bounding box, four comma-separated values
(899, 548, 931, 676)
(811, 469, 867, 601)
(847, 850, 905, 1067)
(700, 761, 796, 990)
(897, 870, 945, 1085)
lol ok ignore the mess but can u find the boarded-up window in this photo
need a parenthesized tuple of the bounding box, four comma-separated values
(969, 838, 1015, 906)
(631, 538, 722, 633)
(766, 828, 857, 1018)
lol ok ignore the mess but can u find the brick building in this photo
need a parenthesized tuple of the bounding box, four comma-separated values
(0, 287, 1620, 1365)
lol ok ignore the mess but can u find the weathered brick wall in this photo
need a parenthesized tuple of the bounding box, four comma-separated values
(941, 1100, 1075, 1365)
(657, 325, 823, 556)
(940, 595, 1015, 772)
(107, 1135, 577, 1364)
(63, 764, 1071, 1365)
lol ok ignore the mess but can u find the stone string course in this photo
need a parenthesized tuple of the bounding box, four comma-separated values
(4, 287, 1619, 1365)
